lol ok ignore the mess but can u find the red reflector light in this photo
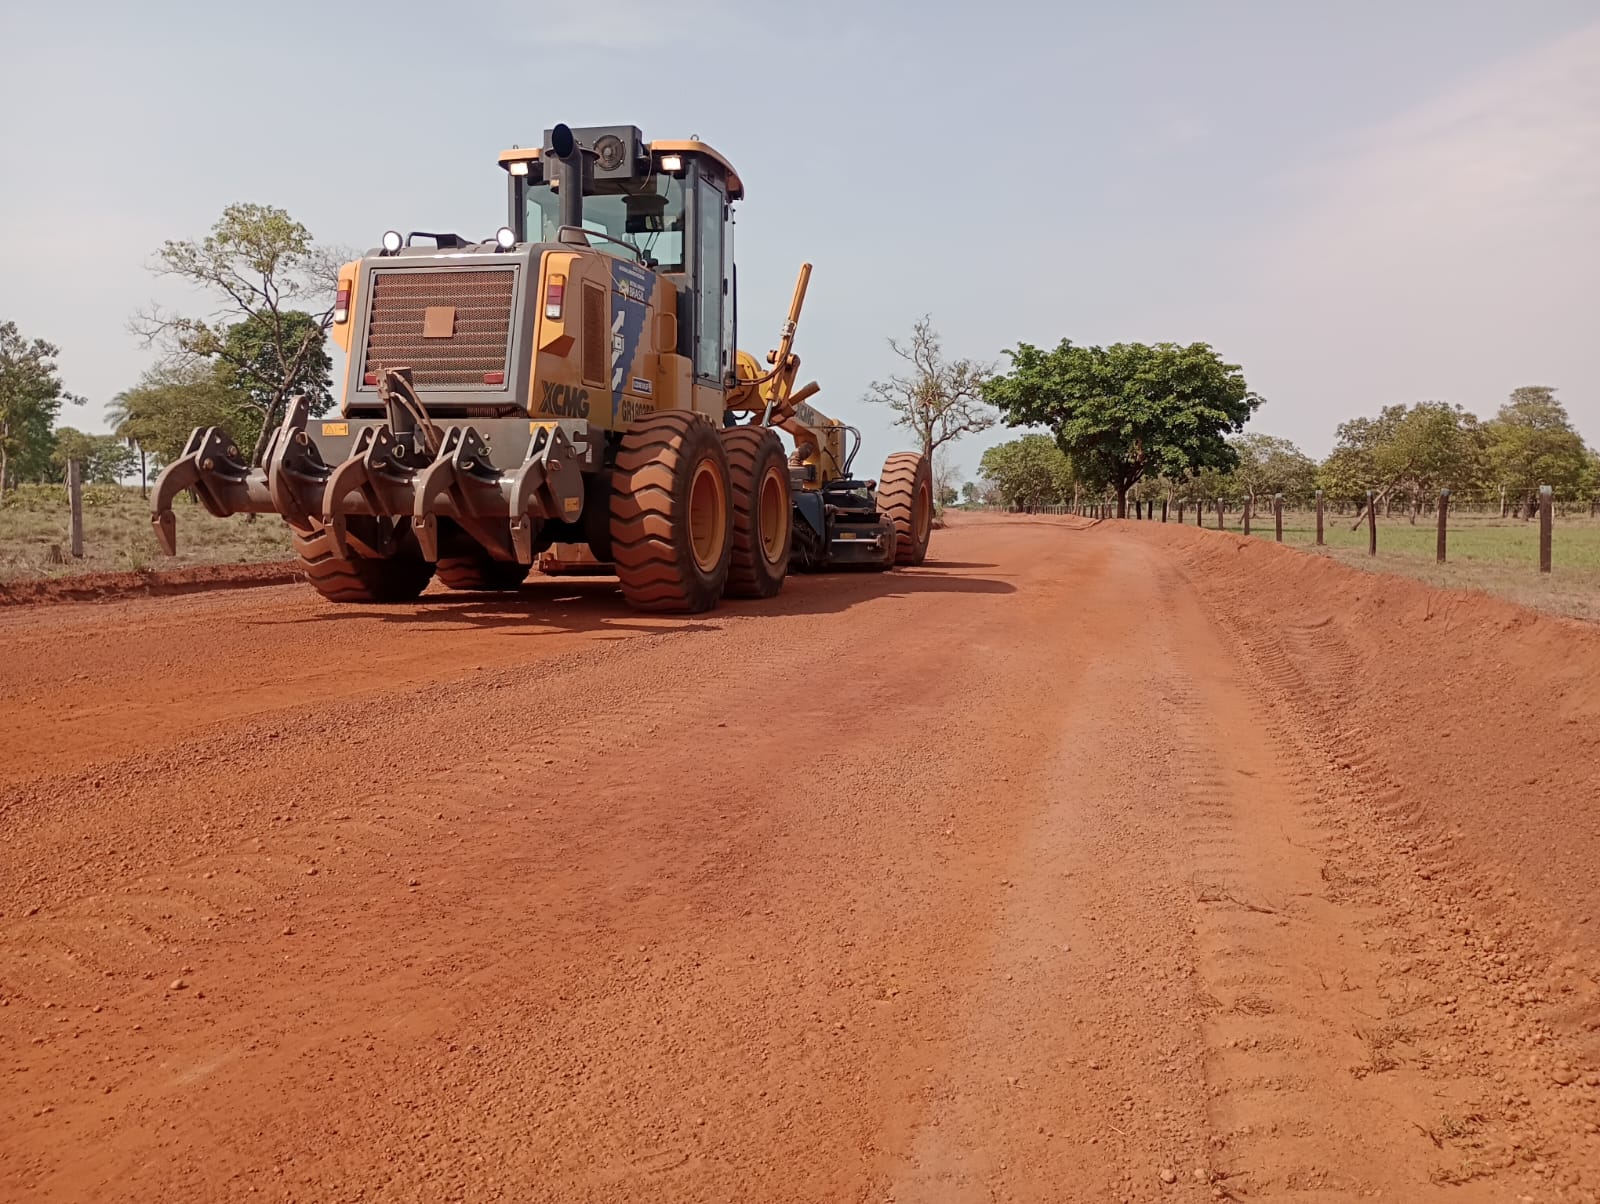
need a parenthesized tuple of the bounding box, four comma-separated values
(545, 277, 565, 320)
(483, 371, 505, 385)
(363, 372, 378, 386)
(334, 285, 351, 324)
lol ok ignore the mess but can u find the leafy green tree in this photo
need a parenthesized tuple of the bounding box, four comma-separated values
(1230, 433, 1317, 506)
(108, 360, 254, 467)
(1582, 448, 1600, 511)
(133, 203, 347, 463)
(49, 428, 138, 485)
(1316, 413, 1388, 507)
(979, 435, 1075, 511)
(218, 310, 332, 428)
(1483, 386, 1589, 514)
(1379, 402, 1486, 519)
(1317, 403, 1485, 518)
(864, 317, 996, 459)
(1176, 464, 1234, 509)
(960, 481, 979, 506)
(2, 348, 75, 491)
(1, 321, 85, 492)
(985, 340, 1260, 517)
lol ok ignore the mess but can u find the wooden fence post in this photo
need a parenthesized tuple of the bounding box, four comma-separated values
(1161, 498, 1169, 523)
(1436, 488, 1449, 563)
(1177, 499, 1185, 524)
(1315, 490, 1324, 546)
(1215, 499, 1224, 530)
(1195, 500, 1202, 528)
(67, 459, 84, 559)
(1539, 484, 1553, 573)
(1366, 490, 1377, 556)
(1242, 494, 1252, 536)
(1274, 493, 1283, 542)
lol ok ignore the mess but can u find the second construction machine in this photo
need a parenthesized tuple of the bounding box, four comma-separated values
(151, 122, 933, 611)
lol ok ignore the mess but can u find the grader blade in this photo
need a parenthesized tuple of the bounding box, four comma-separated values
(321, 426, 416, 559)
(150, 427, 257, 555)
(150, 397, 328, 554)
(507, 424, 585, 563)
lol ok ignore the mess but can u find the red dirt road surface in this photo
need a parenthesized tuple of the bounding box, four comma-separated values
(3, 514, 1599, 1203)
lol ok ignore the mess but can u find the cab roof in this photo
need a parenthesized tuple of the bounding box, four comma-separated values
(496, 140, 744, 200)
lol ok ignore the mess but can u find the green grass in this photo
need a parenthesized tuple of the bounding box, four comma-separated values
(1267, 509, 1600, 567)
(0, 484, 294, 582)
(1220, 508, 1600, 623)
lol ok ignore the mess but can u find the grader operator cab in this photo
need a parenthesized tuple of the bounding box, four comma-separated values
(151, 123, 933, 611)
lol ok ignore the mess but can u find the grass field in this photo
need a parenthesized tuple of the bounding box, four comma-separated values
(1218, 508, 1600, 623)
(0, 484, 294, 582)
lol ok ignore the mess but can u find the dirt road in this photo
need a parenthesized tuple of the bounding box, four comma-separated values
(3, 516, 1598, 1202)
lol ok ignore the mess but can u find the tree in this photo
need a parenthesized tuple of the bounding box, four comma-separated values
(1229, 433, 1317, 506)
(218, 310, 332, 434)
(864, 317, 995, 460)
(1583, 448, 1600, 512)
(960, 481, 979, 506)
(985, 340, 1260, 517)
(1316, 412, 1390, 508)
(1377, 402, 1486, 519)
(979, 435, 1075, 511)
(133, 203, 346, 464)
(1483, 386, 1589, 515)
(108, 360, 255, 468)
(49, 428, 137, 485)
(1316, 403, 1485, 519)
(932, 447, 962, 512)
(1, 321, 84, 492)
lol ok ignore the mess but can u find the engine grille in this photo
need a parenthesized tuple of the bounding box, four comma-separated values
(361, 267, 516, 389)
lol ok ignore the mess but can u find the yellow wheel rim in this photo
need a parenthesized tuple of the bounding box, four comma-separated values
(688, 459, 727, 573)
(758, 465, 786, 563)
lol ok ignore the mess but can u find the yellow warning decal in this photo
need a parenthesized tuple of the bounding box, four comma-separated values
(529, 420, 558, 434)
(564, 497, 582, 515)
(322, 421, 349, 436)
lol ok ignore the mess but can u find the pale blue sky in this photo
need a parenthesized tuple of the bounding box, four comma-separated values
(3, 1, 1597, 482)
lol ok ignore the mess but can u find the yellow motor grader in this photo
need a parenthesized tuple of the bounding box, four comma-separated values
(151, 123, 932, 611)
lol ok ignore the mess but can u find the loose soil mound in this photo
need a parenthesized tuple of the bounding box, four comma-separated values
(1134, 522, 1600, 946)
(0, 560, 301, 607)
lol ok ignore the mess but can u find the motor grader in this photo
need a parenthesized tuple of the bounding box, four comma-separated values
(151, 123, 932, 611)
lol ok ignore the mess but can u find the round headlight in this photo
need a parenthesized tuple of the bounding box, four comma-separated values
(495, 226, 517, 251)
(381, 230, 403, 254)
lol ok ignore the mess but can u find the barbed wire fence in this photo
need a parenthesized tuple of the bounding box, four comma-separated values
(982, 482, 1599, 575)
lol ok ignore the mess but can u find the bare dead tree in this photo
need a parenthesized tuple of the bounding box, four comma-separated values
(863, 317, 996, 461)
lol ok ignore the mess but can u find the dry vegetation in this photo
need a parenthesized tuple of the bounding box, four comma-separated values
(0, 484, 293, 582)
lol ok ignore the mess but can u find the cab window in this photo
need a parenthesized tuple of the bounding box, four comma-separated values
(523, 173, 686, 272)
(694, 176, 726, 381)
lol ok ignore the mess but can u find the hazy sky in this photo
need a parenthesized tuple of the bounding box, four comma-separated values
(2, 1, 1596, 481)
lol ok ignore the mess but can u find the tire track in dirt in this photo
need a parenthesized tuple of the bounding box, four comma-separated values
(1153, 530, 1600, 1199)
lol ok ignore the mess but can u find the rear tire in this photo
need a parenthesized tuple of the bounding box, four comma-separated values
(436, 556, 531, 592)
(610, 411, 732, 613)
(293, 522, 435, 603)
(719, 425, 791, 599)
(878, 451, 933, 566)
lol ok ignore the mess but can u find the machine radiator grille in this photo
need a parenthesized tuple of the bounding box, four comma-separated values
(582, 283, 608, 386)
(362, 267, 516, 389)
